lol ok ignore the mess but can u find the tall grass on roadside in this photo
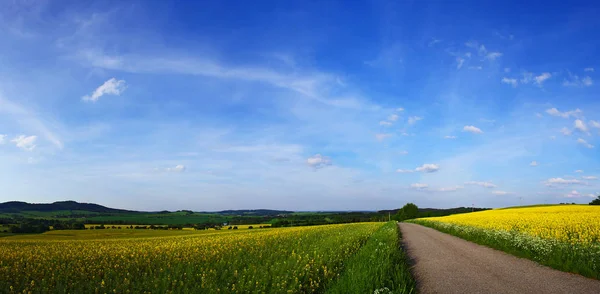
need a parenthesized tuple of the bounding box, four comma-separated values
(326, 221, 416, 294)
(411, 219, 600, 280)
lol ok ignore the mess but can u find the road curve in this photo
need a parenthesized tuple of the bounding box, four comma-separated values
(399, 222, 600, 294)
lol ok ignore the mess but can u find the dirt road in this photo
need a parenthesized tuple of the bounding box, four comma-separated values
(399, 223, 600, 294)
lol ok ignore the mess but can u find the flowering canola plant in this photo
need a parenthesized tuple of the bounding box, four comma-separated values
(0, 222, 383, 293)
(420, 205, 600, 245)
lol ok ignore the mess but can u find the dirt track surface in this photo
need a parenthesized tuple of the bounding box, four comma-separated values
(399, 222, 600, 294)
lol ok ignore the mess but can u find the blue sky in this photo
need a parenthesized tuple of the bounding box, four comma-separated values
(1, 0, 599, 211)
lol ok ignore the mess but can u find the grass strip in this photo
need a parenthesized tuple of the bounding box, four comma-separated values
(410, 219, 600, 280)
(325, 221, 416, 294)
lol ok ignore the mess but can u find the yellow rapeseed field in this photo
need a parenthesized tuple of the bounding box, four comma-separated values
(0, 222, 383, 293)
(421, 205, 600, 245)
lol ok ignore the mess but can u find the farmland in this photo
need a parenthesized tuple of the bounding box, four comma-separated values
(0, 222, 415, 293)
(411, 205, 600, 279)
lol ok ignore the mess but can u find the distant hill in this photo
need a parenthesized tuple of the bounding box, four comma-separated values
(0, 201, 134, 214)
(0, 201, 293, 216)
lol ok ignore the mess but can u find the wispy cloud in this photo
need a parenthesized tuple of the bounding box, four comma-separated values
(306, 154, 332, 169)
(530, 161, 538, 167)
(582, 176, 598, 180)
(0, 96, 63, 149)
(408, 116, 423, 125)
(11, 135, 37, 151)
(501, 77, 518, 87)
(563, 74, 593, 87)
(388, 114, 399, 121)
(410, 183, 428, 189)
(545, 108, 582, 119)
(534, 72, 552, 85)
(82, 78, 127, 102)
(584, 67, 594, 72)
(379, 121, 392, 126)
(465, 181, 497, 188)
(444, 135, 457, 139)
(492, 190, 511, 195)
(0, 134, 6, 144)
(463, 125, 483, 134)
(577, 138, 594, 149)
(485, 52, 503, 61)
(375, 133, 393, 141)
(166, 165, 186, 172)
(544, 177, 585, 186)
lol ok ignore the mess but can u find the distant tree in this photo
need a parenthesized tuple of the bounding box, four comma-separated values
(394, 203, 419, 221)
(590, 196, 600, 205)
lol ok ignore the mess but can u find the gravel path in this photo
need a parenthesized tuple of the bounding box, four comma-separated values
(399, 222, 600, 294)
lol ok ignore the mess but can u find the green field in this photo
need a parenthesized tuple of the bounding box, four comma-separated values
(0, 222, 414, 293)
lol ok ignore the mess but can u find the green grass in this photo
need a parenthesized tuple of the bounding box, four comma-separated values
(410, 219, 600, 280)
(326, 222, 416, 294)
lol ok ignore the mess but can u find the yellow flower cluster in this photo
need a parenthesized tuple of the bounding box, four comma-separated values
(0, 222, 383, 293)
(421, 205, 600, 245)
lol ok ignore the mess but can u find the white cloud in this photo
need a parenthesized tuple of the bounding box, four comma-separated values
(444, 135, 457, 139)
(501, 77, 518, 87)
(590, 121, 600, 129)
(307, 154, 332, 169)
(408, 116, 423, 125)
(166, 165, 186, 172)
(0, 134, 6, 144)
(388, 114, 399, 121)
(396, 107, 404, 112)
(560, 127, 572, 136)
(399, 150, 408, 155)
(584, 67, 594, 72)
(545, 108, 582, 119)
(492, 191, 511, 195)
(504, 68, 511, 73)
(577, 138, 594, 149)
(379, 121, 392, 126)
(544, 177, 585, 186)
(530, 161, 538, 167)
(565, 190, 581, 198)
(534, 72, 552, 85)
(375, 133, 393, 141)
(465, 181, 497, 188)
(468, 66, 483, 70)
(535, 113, 543, 118)
(463, 125, 483, 134)
(563, 75, 593, 87)
(437, 186, 463, 192)
(82, 78, 127, 102)
(574, 119, 589, 134)
(456, 57, 465, 69)
(575, 170, 584, 173)
(410, 183, 428, 189)
(485, 52, 503, 60)
(415, 163, 440, 173)
(582, 176, 598, 180)
(11, 135, 37, 151)
(398, 163, 440, 173)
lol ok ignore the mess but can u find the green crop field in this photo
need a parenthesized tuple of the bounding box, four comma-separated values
(0, 222, 414, 293)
